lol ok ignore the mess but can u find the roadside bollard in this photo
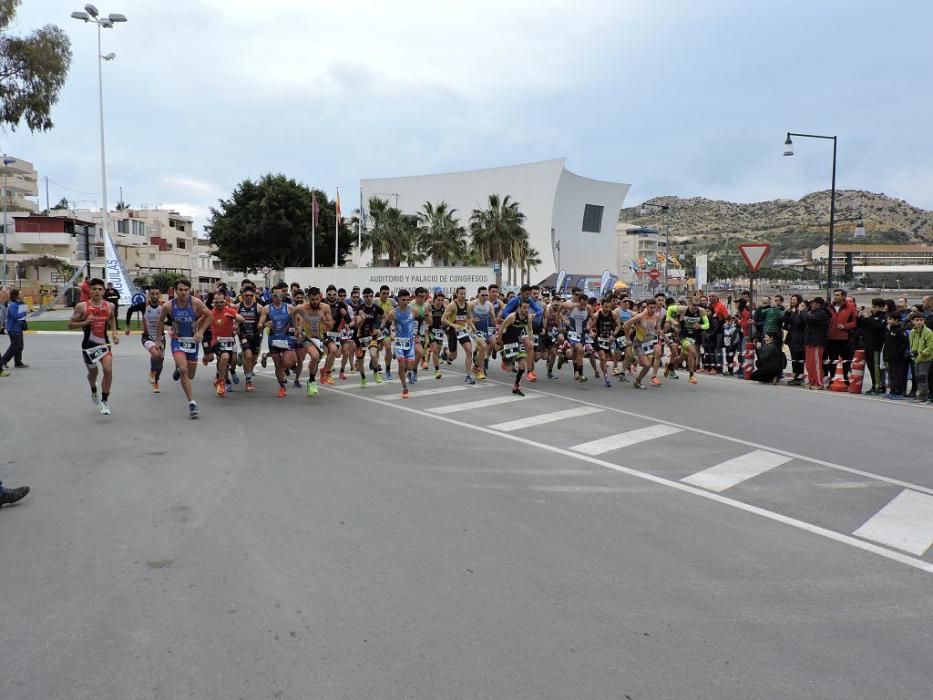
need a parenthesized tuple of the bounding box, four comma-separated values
(743, 338, 755, 380)
(849, 349, 865, 394)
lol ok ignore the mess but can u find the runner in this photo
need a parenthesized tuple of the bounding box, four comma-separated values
(426, 290, 447, 379)
(665, 298, 709, 384)
(157, 278, 210, 417)
(236, 284, 262, 392)
(442, 286, 477, 385)
(542, 296, 565, 379)
(623, 299, 663, 390)
(471, 286, 495, 380)
(381, 289, 418, 398)
(591, 299, 621, 387)
(127, 284, 166, 393)
(498, 284, 543, 381)
(497, 299, 533, 396)
(350, 287, 385, 388)
(293, 286, 334, 396)
(320, 284, 348, 385)
(377, 285, 397, 379)
(208, 290, 245, 397)
(340, 287, 363, 378)
(258, 282, 298, 398)
(408, 287, 429, 383)
(68, 277, 120, 415)
(561, 293, 592, 382)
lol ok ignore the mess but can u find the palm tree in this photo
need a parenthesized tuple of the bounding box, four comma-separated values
(469, 194, 529, 285)
(417, 201, 466, 266)
(522, 247, 542, 285)
(357, 196, 390, 265)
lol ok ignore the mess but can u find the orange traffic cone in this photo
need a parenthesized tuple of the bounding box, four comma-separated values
(829, 359, 847, 392)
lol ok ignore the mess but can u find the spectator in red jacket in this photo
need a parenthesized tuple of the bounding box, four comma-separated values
(707, 292, 729, 321)
(824, 288, 858, 383)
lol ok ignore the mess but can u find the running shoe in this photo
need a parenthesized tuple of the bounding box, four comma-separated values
(245, 380, 254, 392)
(153, 381, 160, 393)
(99, 401, 111, 415)
(689, 375, 698, 385)
(401, 388, 409, 399)
(386, 369, 393, 380)
(576, 375, 588, 383)
(215, 380, 226, 397)
(148, 370, 156, 385)
(604, 378, 612, 388)
(360, 377, 368, 389)
(527, 370, 537, 382)
(512, 385, 524, 397)
(293, 379, 301, 388)
(465, 375, 475, 385)
(669, 371, 680, 379)
(189, 401, 199, 418)
(90, 391, 99, 405)
(0, 486, 29, 507)
(420, 360, 428, 370)
(374, 371, 384, 384)
(225, 380, 233, 393)
(172, 368, 180, 382)
(612, 366, 623, 376)
(0, 369, 9, 377)
(594, 370, 601, 379)
(277, 386, 287, 398)
(435, 369, 442, 380)
(339, 370, 347, 381)
(410, 372, 418, 384)
(230, 370, 240, 385)
(476, 370, 486, 380)
(307, 381, 318, 396)
(261, 354, 268, 369)
(650, 377, 662, 386)
(547, 370, 555, 379)
(633, 380, 646, 390)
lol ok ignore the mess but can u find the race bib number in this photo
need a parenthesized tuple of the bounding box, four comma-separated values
(567, 331, 581, 343)
(585, 335, 595, 346)
(395, 337, 412, 350)
(177, 337, 198, 353)
(218, 336, 236, 351)
(641, 340, 657, 354)
(431, 328, 446, 342)
(597, 336, 612, 351)
(456, 328, 471, 340)
(616, 336, 630, 350)
(548, 328, 559, 340)
(83, 345, 110, 365)
(327, 331, 342, 343)
(503, 342, 520, 359)
(271, 338, 290, 349)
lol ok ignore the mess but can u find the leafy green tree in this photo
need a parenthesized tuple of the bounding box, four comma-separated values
(417, 201, 466, 265)
(53, 197, 70, 210)
(151, 271, 186, 292)
(469, 194, 529, 284)
(207, 175, 350, 272)
(0, 0, 72, 132)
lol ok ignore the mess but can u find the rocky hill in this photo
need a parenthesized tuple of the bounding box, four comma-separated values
(620, 190, 933, 257)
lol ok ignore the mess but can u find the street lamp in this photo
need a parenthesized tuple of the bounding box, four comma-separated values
(640, 202, 672, 293)
(553, 239, 561, 272)
(784, 131, 837, 299)
(71, 5, 127, 276)
(1, 156, 15, 285)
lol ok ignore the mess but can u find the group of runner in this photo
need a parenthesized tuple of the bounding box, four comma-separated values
(69, 277, 713, 418)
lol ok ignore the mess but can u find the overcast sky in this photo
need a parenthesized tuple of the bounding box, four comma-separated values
(3, 0, 932, 230)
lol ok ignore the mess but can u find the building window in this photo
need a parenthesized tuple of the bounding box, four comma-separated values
(582, 204, 604, 233)
(176, 238, 186, 250)
(212, 260, 222, 270)
(117, 219, 128, 234)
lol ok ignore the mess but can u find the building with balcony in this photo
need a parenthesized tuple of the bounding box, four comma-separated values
(811, 243, 933, 276)
(0, 156, 40, 217)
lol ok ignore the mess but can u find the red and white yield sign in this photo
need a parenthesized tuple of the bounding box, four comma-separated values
(738, 243, 770, 273)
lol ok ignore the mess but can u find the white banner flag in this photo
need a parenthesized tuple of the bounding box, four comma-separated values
(695, 253, 708, 290)
(103, 229, 135, 305)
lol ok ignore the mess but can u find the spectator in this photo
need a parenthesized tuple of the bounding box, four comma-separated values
(708, 292, 729, 321)
(125, 288, 146, 329)
(0, 286, 8, 335)
(825, 288, 858, 383)
(103, 282, 121, 329)
(883, 313, 909, 400)
(80, 275, 91, 303)
(783, 294, 807, 385)
(923, 295, 933, 328)
(721, 315, 741, 375)
(751, 332, 785, 383)
(802, 296, 830, 389)
(907, 312, 933, 404)
(0, 289, 29, 375)
(735, 298, 752, 341)
(763, 295, 786, 349)
(0, 481, 29, 508)
(858, 298, 888, 395)
(753, 296, 771, 340)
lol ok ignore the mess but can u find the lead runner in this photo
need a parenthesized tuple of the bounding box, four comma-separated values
(68, 277, 120, 415)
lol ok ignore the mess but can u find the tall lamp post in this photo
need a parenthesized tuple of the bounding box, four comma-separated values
(784, 131, 836, 300)
(640, 202, 671, 293)
(71, 5, 127, 271)
(1, 156, 15, 285)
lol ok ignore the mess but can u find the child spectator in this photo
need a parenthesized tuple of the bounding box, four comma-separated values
(882, 313, 909, 400)
(907, 312, 933, 404)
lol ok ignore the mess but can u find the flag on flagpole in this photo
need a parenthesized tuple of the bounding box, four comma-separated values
(311, 191, 318, 268)
(311, 191, 320, 227)
(334, 187, 341, 268)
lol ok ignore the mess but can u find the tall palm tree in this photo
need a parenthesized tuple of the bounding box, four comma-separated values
(522, 247, 542, 285)
(357, 196, 390, 264)
(469, 194, 528, 284)
(417, 201, 466, 266)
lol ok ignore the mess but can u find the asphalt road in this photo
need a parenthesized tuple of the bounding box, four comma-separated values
(1, 334, 931, 699)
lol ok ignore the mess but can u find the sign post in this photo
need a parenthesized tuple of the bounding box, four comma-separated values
(738, 243, 770, 306)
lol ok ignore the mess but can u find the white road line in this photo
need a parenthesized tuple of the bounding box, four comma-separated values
(571, 424, 682, 456)
(478, 375, 933, 497)
(427, 394, 542, 414)
(489, 405, 604, 432)
(853, 490, 933, 556)
(320, 384, 933, 575)
(380, 384, 487, 400)
(681, 450, 792, 492)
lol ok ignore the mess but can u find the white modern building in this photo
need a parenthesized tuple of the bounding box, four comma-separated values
(360, 158, 630, 282)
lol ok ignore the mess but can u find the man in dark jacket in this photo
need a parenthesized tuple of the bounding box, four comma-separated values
(825, 288, 858, 383)
(803, 297, 830, 389)
(883, 314, 909, 399)
(751, 333, 785, 383)
(858, 298, 888, 394)
(783, 294, 807, 384)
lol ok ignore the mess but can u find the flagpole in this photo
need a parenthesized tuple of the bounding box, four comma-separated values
(334, 187, 340, 269)
(357, 186, 363, 288)
(311, 190, 316, 269)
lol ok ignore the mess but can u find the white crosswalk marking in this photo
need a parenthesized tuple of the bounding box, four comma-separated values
(489, 406, 604, 432)
(681, 450, 791, 492)
(380, 384, 487, 400)
(427, 394, 542, 414)
(853, 490, 933, 556)
(570, 424, 682, 456)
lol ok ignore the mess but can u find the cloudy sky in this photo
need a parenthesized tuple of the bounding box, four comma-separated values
(3, 0, 932, 229)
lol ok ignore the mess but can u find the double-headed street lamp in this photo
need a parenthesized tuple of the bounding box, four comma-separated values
(784, 131, 837, 300)
(640, 202, 672, 292)
(70, 4, 127, 268)
(2, 156, 16, 285)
